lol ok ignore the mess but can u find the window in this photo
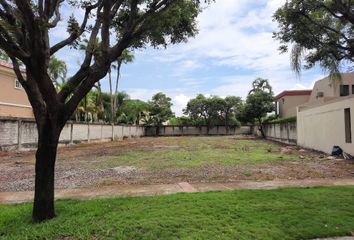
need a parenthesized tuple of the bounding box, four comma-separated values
(340, 85, 349, 96)
(14, 79, 22, 89)
(345, 108, 352, 143)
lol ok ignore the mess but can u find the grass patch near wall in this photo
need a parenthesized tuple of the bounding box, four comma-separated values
(1, 186, 354, 239)
(98, 137, 303, 170)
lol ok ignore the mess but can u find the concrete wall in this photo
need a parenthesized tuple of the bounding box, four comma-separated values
(254, 122, 297, 145)
(298, 97, 354, 155)
(0, 118, 145, 150)
(145, 125, 252, 136)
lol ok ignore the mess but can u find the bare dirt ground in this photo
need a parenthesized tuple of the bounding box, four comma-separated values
(1, 136, 354, 192)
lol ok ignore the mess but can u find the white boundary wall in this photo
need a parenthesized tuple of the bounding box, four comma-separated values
(145, 125, 252, 136)
(0, 118, 144, 150)
(254, 122, 297, 145)
(297, 97, 354, 155)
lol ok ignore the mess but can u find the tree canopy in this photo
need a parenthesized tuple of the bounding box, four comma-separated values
(0, 0, 210, 222)
(49, 56, 67, 87)
(273, 0, 354, 76)
(183, 94, 242, 128)
(148, 92, 174, 126)
(241, 79, 274, 138)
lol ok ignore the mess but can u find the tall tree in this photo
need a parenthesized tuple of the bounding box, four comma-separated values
(184, 94, 208, 126)
(48, 56, 67, 88)
(112, 49, 135, 122)
(242, 80, 275, 138)
(184, 94, 242, 130)
(249, 78, 273, 95)
(222, 96, 242, 132)
(0, 0, 208, 222)
(117, 99, 150, 124)
(273, 0, 354, 76)
(108, 49, 134, 123)
(149, 92, 174, 126)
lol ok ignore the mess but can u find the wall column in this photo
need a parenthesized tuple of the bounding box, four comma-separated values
(70, 122, 74, 145)
(87, 123, 90, 143)
(17, 120, 22, 150)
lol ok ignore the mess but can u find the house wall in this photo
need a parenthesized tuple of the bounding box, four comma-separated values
(277, 95, 310, 118)
(0, 64, 33, 118)
(308, 73, 354, 105)
(297, 97, 354, 155)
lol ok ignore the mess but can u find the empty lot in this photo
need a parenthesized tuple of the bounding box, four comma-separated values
(1, 136, 354, 192)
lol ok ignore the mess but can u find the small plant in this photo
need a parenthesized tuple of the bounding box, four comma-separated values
(242, 169, 253, 177)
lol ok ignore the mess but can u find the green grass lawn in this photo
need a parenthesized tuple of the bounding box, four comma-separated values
(1, 186, 354, 240)
(97, 137, 304, 170)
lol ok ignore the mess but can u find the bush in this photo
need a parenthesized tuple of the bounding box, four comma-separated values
(268, 116, 297, 124)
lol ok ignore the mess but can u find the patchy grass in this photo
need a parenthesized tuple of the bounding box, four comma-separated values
(98, 137, 303, 170)
(1, 186, 354, 240)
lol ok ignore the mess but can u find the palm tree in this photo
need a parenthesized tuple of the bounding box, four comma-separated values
(48, 56, 67, 88)
(78, 39, 105, 122)
(110, 49, 134, 123)
(249, 78, 273, 95)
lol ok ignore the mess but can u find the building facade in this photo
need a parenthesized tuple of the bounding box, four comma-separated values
(275, 90, 312, 118)
(0, 61, 33, 119)
(306, 73, 354, 105)
(297, 73, 354, 155)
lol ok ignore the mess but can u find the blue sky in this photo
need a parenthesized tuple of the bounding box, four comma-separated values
(52, 0, 326, 116)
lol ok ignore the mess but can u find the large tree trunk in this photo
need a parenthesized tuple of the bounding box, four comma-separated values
(32, 117, 61, 222)
(113, 61, 122, 123)
(108, 67, 114, 124)
(258, 118, 266, 139)
(225, 114, 229, 135)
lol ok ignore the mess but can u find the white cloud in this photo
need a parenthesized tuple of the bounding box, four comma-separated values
(48, 0, 327, 116)
(173, 94, 191, 115)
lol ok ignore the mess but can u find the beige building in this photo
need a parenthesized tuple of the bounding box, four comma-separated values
(275, 90, 312, 118)
(297, 73, 354, 155)
(307, 73, 354, 105)
(0, 61, 33, 119)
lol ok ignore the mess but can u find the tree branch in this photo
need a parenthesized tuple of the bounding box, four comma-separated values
(0, 25, 29, 60)
(50, 1, 102, 55)
(48, 0, 63, 28)
(10, 56, 46, 121)
(58, 8, 103, 102)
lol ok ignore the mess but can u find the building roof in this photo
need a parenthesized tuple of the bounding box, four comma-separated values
(0, 60, 26, 73)
(275, 90, 312, 100)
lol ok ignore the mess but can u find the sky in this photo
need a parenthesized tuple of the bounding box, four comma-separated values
(53, 0, 326, 116)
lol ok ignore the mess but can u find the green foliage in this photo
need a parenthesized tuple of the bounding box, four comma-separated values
(117, 99, 150, 125)
(242, 92, 274, 124)
(241, 78, 274, 138)
(268, 116, 297, 124)
(148, 92, 174, 126)
(123, 0, 201, 49)
(0, 49, 9, 62)
(249, 78, 273, 95)
(168, 116, 195, 126)
(1, 186, 354, 239)
(184, 94, 243, 127)
(49, 56, 67, 87)
(273, 0, 354, 76)
(262, 114, 279, 124)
